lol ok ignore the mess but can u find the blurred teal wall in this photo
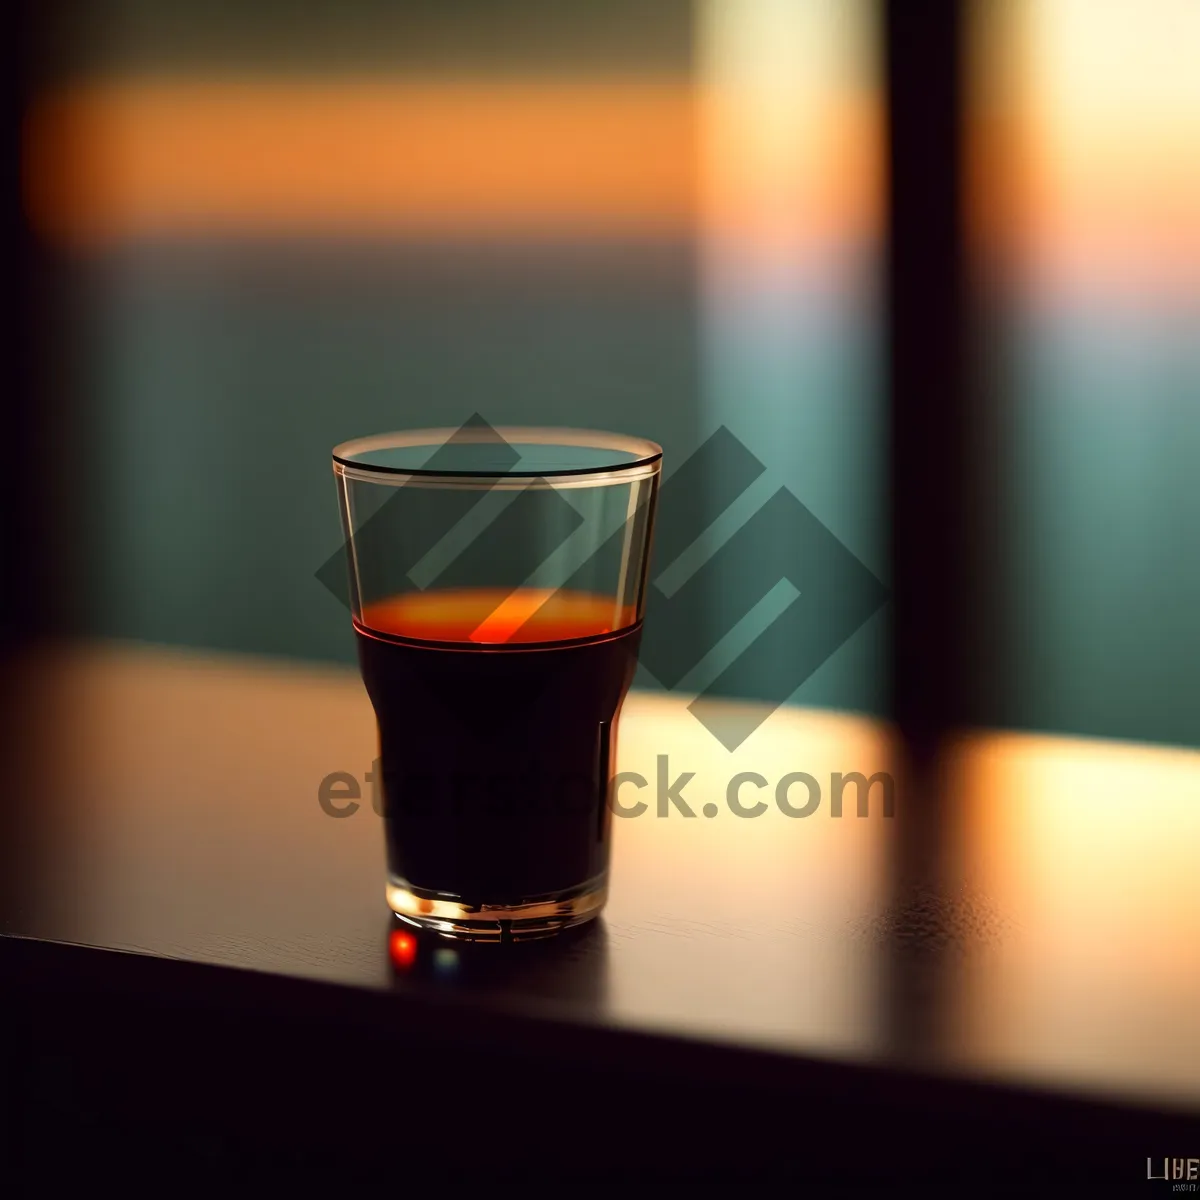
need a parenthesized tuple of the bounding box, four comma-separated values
(997, 301, 1200, 748)
(63, 241, 703, 671)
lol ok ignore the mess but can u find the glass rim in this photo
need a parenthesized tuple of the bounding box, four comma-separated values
(332, 425, 663, 483)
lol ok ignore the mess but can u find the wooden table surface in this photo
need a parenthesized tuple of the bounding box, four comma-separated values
(3, 641, 1199, 1184)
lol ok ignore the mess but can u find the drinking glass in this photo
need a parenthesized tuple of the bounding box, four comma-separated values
(333, 423, 661, 942)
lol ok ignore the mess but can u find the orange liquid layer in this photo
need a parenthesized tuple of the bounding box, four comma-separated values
(358, 588, 636, 646)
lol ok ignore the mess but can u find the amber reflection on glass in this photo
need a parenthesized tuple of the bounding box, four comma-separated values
(360, 588, 635, 646)
(947, 731, 1200, 1106)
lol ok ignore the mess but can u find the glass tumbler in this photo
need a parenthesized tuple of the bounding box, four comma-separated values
(332, 424, 661, 942)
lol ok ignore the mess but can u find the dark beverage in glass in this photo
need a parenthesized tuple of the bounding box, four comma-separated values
(333, 425, 660, 941)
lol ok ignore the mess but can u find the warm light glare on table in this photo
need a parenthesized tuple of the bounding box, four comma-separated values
(11, 642, 1198, 1113)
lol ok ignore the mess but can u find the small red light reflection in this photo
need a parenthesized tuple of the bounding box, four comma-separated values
(389, 930, 418, 969)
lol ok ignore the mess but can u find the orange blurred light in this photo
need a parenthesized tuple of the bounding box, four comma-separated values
(699, 0, 881, 260)
(22, 75, 876, 252)
(970, 0, 1200, 296)
(22, 78, 698, 247)
(944, 729, 1200, 1104)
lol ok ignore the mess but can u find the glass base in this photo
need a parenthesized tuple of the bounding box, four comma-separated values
(386, 875, 608, 943)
